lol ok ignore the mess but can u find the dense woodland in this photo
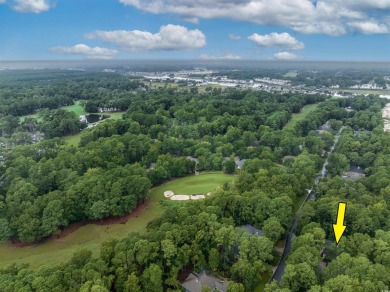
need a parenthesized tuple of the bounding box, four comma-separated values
(0, 70, 389, 291)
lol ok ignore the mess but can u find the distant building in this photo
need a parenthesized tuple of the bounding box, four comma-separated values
(181, 271, 228, 292)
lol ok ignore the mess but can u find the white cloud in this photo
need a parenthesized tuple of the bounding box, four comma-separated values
(85, 25, 206, 51)
(348, 21, 389, 34)
(274, 51, 299, 60)
(248, 32, 304, 50)
(229, 33, 241, 40)
(12, 0, 52, 13)
(50, 44, 119, 60)
(0, 0, 6, 4)
(199, 52, 242, 60)
(119, 0, 390, 35)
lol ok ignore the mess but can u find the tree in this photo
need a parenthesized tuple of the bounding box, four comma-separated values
(227, 281, 245, 292)
(0, 219, 12, 241)
(263, 217, 284, 242)
(327, 153, 349, 176)
(208, 248, 219, 271)
(231, 259, 265, 291)
(141, 264, 163, 292)
(89, 201, 109, 221)
(223, 158, 236, 174)
(124, 273, 141, 292)
(281, 263, 318, 292)
(41, 200, 66, 237)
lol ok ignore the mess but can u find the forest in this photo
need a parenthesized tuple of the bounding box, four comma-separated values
(0, 70, 388, 291)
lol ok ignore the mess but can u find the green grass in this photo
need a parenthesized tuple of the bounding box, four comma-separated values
(105, 112, 125, 120)
(62, 133, 83, 147)
(254, 269, 272, 292)
(59, 100, 85, 116)
(154, 172, 234, 196)
(285, 103, 320, 130)
(20, 101, 85, 122)
(328, 88, 390, 95)
(283, 71, 298, 78)
(0, 172, 233, 269)
(61, 112, 126, 147)
(19, 113, 43, 122)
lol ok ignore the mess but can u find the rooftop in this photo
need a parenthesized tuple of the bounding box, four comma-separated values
(241, 225, 264, 237)
(181, 271, 228, 292)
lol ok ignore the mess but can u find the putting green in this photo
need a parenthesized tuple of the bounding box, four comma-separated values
(0, 172, 234, 269)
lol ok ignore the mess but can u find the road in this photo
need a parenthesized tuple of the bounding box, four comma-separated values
(269, 127, 343, 284)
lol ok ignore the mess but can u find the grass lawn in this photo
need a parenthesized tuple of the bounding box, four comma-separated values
(60, 100, 85, 116)
(62, 132, 83, 147)
(0, 172, 233, 269)
(19, 113, 43, 122)
(254, 269, 272, 292)
(154, 172, 234, 196)
(285, 103, 319, 130)
(105, 112, 125, 120)
(328, 88, 390, 95)
(283, 70, 298, 78)
(61, 111, 126, 147)
(20, 101, 85, 122)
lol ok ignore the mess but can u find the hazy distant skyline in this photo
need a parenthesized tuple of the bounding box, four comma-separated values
(1, 0, 390, 61)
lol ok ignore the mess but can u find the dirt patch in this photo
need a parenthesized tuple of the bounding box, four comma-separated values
(10, 200, 150, 248)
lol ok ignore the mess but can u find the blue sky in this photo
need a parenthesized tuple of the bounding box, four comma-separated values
(1, 0, 390, 61)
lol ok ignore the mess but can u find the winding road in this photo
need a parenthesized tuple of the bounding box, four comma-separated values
(269, 127, 343, 284)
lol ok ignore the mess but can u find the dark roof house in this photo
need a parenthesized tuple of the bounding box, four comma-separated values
(181, 271, 228, 292)
(342, 165, 366, 181)
(241, 225, 264, 237)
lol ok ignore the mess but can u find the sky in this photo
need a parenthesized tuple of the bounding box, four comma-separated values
(1, 0, 390, 61)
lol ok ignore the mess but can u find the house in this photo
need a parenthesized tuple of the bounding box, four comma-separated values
(241, 225, 264, 237)
(181, 271, 228, 292)
(342, 165, 366, 181)
(223, 156, 246, 169)
(146, 163, 156, 172)
(319, 240, 333, 269)
(234, 156, 246, 169)
(318, 121, 331, 131)
(233, 225, 264, 257)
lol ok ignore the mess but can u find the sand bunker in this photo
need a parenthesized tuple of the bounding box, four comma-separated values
(171, 195, 190, 200)
(164, 190, 174, 198)
(165, 190, 212, 201)
(382, 103, 390, 132)
(191, 195, 205, 200)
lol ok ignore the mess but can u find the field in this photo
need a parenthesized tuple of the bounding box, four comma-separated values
(283, 71, 298, 78)
(329, 88, 390, 95)
(156, 172, 233, 196)
(19, 101, 86, 122)
(0, 172, 234, 269)
(285, 103, 319, 130)
(60, 100, 85, 116)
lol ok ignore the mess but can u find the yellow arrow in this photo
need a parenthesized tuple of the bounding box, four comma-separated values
(333, 202, 347, 245)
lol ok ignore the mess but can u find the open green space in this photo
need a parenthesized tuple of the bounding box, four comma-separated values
(61, 112, 126, 147)
(0, 172, 233, 269)
(19, 113, 42, 122)
(62, 132, 83, 147)
(59, 100, 85, 116)
(283, 70, 298, 78)
(155, 172, 234, 196)
(285, 103, 320, 130)
(328, 88, 390, 95)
